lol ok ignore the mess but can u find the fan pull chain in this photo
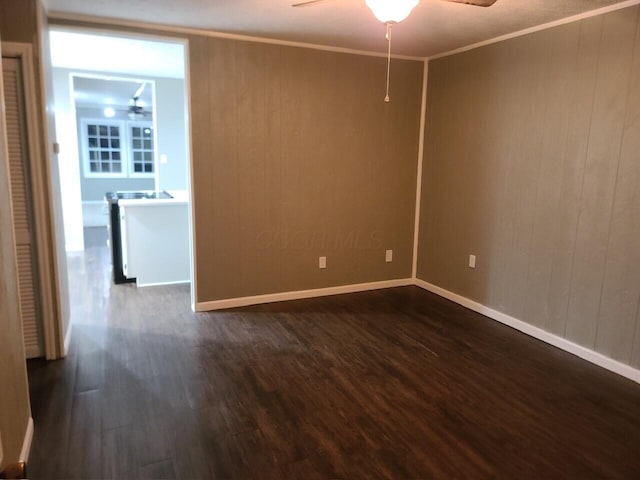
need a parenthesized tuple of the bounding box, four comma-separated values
(385, 22, 393, 103)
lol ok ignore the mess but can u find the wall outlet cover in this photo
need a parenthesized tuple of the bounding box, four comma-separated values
(386, 250, 393, 262)
(319, 256, 327, 269)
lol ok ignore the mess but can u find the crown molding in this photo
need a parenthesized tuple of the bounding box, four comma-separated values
(47, 12, 425, 62)
(429, 0, 640, 61)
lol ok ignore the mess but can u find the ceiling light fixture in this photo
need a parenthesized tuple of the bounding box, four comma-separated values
(292, 0, 423, 102)
(365, 0, 419, 23)
(365, 0, 419, 103)
(103, 106, 116, 118)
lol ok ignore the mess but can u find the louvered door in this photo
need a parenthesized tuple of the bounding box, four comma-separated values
(2, 56, 43, 358)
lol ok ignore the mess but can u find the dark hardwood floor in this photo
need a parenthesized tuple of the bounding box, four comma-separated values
(27, 245, 640, 479)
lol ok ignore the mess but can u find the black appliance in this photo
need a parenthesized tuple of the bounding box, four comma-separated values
(106, 191, 173, 284)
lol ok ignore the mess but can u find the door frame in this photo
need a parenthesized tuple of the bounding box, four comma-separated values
(2, 42, 60, 360)
(46, 25, 197, 310)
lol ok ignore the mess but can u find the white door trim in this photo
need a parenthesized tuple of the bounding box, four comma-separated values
(183, 37, 198, 311)
(411, 60, 428, 280)
(18, 417, 33, 463)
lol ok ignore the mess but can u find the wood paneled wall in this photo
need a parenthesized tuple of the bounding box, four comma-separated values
(191, 38, 423, 301)
(417, 5, 640, 367)
(0, 0, 37, 43)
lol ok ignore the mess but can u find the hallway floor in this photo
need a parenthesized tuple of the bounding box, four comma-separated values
(26, 244, 640, 479)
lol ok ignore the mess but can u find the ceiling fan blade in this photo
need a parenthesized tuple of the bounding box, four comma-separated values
(292, 0, 331, 7)
(133, 82, 147, 100)
(442, 0, 498, 6)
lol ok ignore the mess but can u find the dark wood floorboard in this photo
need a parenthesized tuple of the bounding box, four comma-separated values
(27, 245, 640, 479)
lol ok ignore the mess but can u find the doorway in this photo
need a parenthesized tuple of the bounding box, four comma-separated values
(47, 28, 194, 354)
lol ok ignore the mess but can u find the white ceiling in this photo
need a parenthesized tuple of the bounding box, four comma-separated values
(45, 0, 628, 57)
(49, 30, 185, 78)
(73, 76, 154, 109)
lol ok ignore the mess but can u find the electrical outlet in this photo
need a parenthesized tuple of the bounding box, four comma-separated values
(386, 250, 393, 262)
(319, 256, 327, 269)
(469, 254, 476, 269)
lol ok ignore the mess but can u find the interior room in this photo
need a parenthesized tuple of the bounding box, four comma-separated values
(1, 0, 640, 478)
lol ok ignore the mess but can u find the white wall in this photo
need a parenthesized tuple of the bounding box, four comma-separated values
(155, 77, 187, 191)
(52, 68, 84, 251)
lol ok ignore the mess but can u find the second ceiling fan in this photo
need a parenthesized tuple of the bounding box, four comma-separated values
(127, 82, 151, 120)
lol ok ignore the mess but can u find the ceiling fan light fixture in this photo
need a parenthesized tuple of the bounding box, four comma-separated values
(365, 0, 419, 23)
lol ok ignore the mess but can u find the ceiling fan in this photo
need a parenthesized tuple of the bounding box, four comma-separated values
(127, 82, 151, 120)
(292, 0, 497, 13)
(292, 0, 498, 101)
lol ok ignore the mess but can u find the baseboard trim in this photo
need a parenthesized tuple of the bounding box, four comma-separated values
(19, 417, 34, 463)
(63, 321, 73, 356)
(196, 278, 413, 312)
(414, 279, 640, 384)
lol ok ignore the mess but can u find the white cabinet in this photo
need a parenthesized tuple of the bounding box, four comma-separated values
(120, 194, 190, 287)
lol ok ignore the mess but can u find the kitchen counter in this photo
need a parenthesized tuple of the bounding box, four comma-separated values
(118, 189, 189, 207)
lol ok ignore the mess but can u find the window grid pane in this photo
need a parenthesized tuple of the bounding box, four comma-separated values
(86, 123, 122, 174)
(130, 126, 154, 174)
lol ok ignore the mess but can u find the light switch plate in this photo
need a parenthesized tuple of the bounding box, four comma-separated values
(319, 256, 327, 269)
(386, 250, 393, 262)
(469, 254, 476, 269)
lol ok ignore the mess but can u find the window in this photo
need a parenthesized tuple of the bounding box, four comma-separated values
(81, 119, 156, 179)
(130, 124, 154, 175)
(84, 121, 123, 176)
